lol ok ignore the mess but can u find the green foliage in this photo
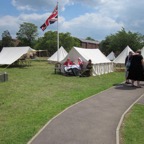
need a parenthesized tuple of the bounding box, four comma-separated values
(34, 31, 80, 56)
(2, 30, 11, 38)
(2, 22, 144, 57)
(34, 31, 57, 55)
(0, 60, 125, 144)
(59, 32, 80, 51)
(100, 28, 144, 55)
(16, 22, 38, 47)
(1, 30, 14, 47)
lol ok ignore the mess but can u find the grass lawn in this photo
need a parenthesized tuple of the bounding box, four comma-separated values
(120, 104, 144, 144)
(0, 60, 125, 144)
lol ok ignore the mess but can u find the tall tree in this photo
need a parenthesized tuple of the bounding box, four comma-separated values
(34, 31, 80, 56)
(59, 32, 80, 52)
(1, 30, 14, 49)
(100, 28, 144, 55)
(16, 22, 38, 47)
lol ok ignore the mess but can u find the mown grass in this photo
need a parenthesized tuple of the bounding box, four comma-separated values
(120, 104, 144, 144)
(0, 60, 125, 144)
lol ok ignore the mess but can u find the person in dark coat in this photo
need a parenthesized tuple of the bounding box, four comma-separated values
(127, 50, 144, 87)
(125, 51, 133, 84)
(80, 59, 93, 77)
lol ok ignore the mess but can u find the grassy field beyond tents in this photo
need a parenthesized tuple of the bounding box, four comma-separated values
(0, 60, 125, 144)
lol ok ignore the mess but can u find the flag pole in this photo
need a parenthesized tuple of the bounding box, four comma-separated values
(57, 1, 59, 62)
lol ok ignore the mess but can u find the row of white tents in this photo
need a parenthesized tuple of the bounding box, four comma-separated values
(48, 46, 114, 76)
(0, 45, 144, 76)
(0, 46, 113, 76)
(107, 46, 144, 63)
(48, 45, 144, 65)
(48, 45, 144, 76)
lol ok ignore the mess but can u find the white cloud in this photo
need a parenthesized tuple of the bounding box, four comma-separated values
(11, 0, 70, 11)
(0, 0, 144, 41)
(61, 13, 123, 40)
(0, 16, 20, 39)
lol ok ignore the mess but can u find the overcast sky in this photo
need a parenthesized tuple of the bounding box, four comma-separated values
(0, 0, 144, 41)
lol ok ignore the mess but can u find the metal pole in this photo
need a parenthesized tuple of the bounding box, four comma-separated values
(57, 1, 59, 62)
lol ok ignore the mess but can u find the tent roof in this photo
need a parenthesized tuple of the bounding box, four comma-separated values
(113, 46, 134, 64)
(107, 51, 115, 61)
(0, 46, 33, 65)
(48, 46, 68, 62)
(61, 47, 111, 64)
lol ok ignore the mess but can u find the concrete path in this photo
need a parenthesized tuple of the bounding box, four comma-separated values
(28, 82, 144, 144)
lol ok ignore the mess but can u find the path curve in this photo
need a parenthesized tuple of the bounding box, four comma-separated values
(28, 82, 144, 144)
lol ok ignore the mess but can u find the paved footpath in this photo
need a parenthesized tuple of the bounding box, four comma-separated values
(28, 82, 144, 144)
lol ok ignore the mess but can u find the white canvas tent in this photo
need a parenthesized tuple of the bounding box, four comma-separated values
(48, 46, 68, 62)
(0, 46, 33, 65)
(107, 51, 115, 61)
(60, 47, 113, 76)
(113, 46, 134, 64)
(141, 47, 144, 57)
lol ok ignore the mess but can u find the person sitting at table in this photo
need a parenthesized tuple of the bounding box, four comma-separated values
(63, 58, 73, 66)
(63, 58, 80, 76)
(63, 58, 74, 75)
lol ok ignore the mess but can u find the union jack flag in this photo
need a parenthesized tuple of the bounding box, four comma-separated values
(40, 4, 58, 31)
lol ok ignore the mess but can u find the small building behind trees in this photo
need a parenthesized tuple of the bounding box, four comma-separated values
(78, 38, 99, 49)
